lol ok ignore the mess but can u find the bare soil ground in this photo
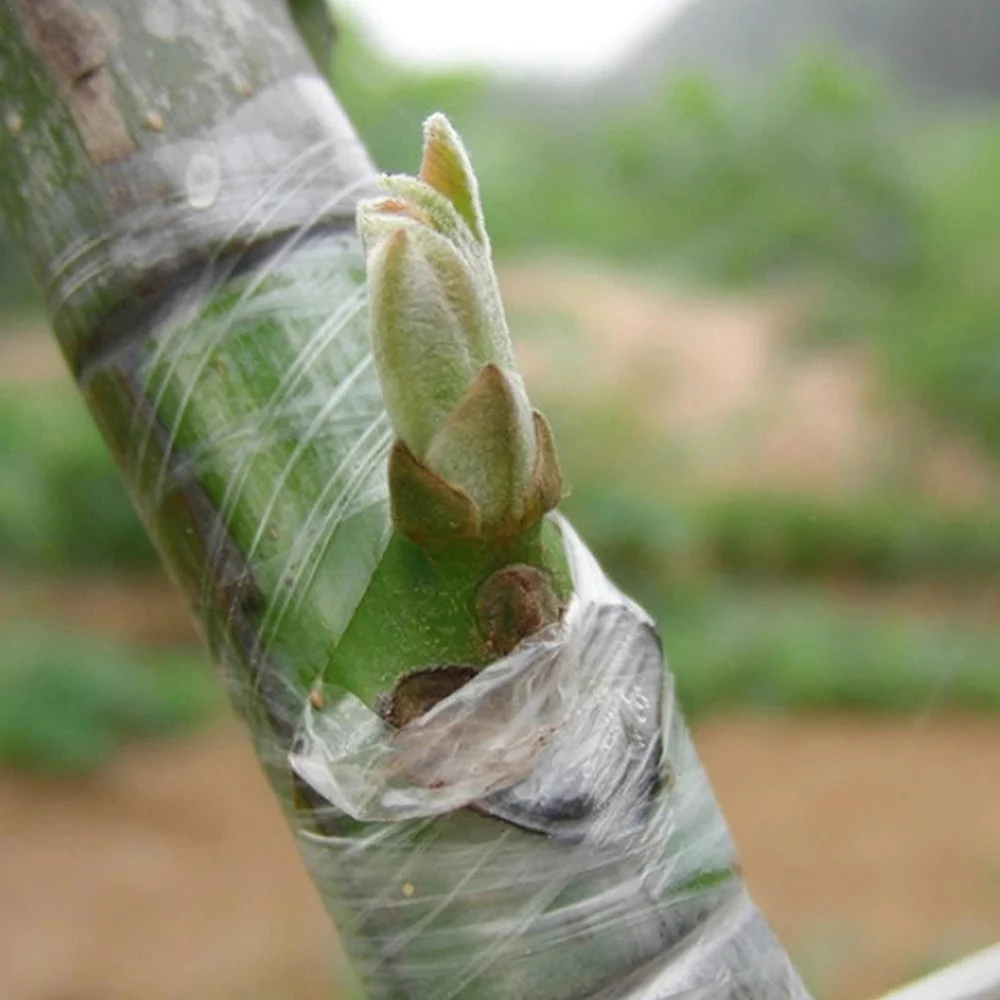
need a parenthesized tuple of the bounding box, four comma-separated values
(0, 574, 200, 647)
(0, 716, 996, 1000)
(0, 325, 68, 387)
(502, 260, 1000, 505)
(0, 723, 343, 1000)
(700, 714, 1000, 999)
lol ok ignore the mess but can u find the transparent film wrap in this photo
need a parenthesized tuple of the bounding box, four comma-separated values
(32, 73, 810, 998)
(292, 519, 810, 999)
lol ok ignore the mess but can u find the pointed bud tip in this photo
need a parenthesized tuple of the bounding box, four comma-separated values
(477, 361, 507, 391)
(422, 112, 458, 145)
(417, 113, 486, 244)
(420, 114, 464, 169)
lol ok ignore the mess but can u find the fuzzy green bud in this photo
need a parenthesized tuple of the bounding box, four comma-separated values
(358, 114, 562, 547)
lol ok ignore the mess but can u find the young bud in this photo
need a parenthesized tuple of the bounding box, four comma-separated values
(358, 114, 563, 546)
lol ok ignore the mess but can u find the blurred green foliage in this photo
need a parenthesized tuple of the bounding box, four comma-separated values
(486, 57, 917, 287)
(564, 484, 1000, 586)
(701, 492, 1000, 581)
(335, 30, 916, 278)
(0, 388, 155, 569)
(665, 584, 1000, 718)
(0, 626, 218, 773)
(815, 116, 1000, 455)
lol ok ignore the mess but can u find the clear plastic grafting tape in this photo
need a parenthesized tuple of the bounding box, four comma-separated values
(291, 518, 810, 1000)
(116, 215, 808, 996)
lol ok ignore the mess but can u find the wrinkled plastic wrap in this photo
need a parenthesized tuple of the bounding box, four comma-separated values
(291, 517, 810, 998)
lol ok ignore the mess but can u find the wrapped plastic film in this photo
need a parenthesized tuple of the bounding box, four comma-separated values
(292, 517, 809, 999)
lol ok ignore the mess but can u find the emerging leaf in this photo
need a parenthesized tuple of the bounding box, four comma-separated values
(418, 112, 488, 245)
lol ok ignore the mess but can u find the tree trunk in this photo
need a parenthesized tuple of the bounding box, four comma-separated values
(0, 3, 810, 998)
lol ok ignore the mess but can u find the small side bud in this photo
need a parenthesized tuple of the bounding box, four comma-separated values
(476, 564, 562, 656)
(530, 411, 564, 515)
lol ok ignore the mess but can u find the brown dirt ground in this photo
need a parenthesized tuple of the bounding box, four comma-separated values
(0, 326, 71, 387)
(501, 260, 1000, 505)
(0, 716, 996, 1000)
(0, 575, 199, 647)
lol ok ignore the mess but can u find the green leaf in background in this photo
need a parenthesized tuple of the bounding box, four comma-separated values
(0, 626, 217, 773)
